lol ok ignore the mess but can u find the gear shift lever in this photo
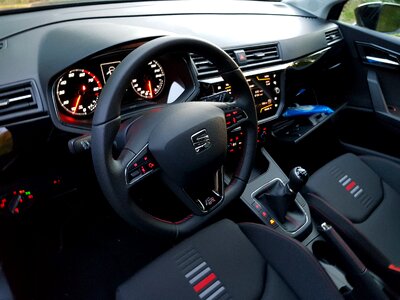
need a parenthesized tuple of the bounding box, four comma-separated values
(261, 166, 308, 223)
(287, 167, 309, 194)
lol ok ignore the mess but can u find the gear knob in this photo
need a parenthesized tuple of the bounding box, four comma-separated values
(287, 166, 308, 194)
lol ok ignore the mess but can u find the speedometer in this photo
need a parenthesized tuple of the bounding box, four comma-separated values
(131, 60, 165, 99)
(56, 69, 102, 116)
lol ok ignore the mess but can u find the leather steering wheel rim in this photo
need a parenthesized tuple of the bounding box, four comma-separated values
(91, 36, 257, 238)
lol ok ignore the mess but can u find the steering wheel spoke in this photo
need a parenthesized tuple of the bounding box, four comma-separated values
(223, 106, 248, 131)
(164, 167, 225, 215)
(210, 102, 249, 131)
(121, 145, 159, 187)
(191, 167, 225, 213)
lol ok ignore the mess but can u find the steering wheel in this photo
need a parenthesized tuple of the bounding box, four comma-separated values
(91, 36, 257, 238)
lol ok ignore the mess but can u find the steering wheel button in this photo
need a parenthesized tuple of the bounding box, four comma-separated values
(129, 170, 141, 181)
(140, 166, 147, 174)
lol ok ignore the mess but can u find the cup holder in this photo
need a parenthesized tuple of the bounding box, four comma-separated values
(312, 239, 352, 294)
(312, 240, 338, 266)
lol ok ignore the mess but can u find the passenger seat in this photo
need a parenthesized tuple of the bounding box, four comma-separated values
(303, 153, 400, 292)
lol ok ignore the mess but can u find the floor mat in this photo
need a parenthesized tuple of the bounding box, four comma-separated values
(1, 189, 172, 300)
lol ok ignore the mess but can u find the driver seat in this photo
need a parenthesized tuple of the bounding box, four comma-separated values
(117, 219, 342, 300)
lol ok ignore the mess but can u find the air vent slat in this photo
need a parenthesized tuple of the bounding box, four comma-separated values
(247, 50, 277, 57)
(0, 87, 34, 112)
(325, 29, 342, 45)
(191, 43, 280, 78)
(190, 54, 219, 79)
(0, 82, 43, 125)
(8, 94, 32, 103)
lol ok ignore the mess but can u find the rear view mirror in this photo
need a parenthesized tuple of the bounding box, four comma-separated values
(355, 2, 400, 34)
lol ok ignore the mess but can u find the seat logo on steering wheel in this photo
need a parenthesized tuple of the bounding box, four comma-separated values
(191, 129, 211, 153)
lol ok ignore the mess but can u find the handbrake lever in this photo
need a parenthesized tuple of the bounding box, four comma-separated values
(320, 223, 389, 300)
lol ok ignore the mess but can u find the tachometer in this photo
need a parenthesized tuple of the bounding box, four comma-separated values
(56, 69, 102, 116)
(131, 60, 165, 99)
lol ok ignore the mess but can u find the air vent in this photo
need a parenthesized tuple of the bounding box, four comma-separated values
(191, 43, 280, 78)
(242, 44, 280, 66)
(325, 29, 342, 45)
(0, 82, 43, 125)
(190, 54, 219, 78)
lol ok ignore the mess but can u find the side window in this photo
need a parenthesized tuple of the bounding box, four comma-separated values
(339, 0, 400, 37)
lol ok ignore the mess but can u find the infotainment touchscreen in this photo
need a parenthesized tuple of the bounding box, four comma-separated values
(249, 72, 281, 121)
(203, 70, 282, 121)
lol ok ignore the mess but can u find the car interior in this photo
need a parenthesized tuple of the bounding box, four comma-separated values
(0, 0, 400, 299)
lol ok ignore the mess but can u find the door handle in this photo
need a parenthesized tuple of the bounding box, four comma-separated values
(366, 55, 400, 67)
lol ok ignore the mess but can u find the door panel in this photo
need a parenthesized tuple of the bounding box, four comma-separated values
(333, 22, 400, 158)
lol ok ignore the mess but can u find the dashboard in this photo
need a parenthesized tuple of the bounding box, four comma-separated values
(51, 43, 287, 130)
(0, 0, 345, 210)
(0, 1, 341, 136)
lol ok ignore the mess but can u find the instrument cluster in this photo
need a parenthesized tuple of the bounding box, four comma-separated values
(52, 48, 193, 129)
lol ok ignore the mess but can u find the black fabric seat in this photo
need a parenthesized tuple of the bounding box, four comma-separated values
(304, 153, 400, 291)
(117, 219, 341, 300)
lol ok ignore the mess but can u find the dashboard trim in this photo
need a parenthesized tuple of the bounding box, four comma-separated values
(200, 62, 293, 85)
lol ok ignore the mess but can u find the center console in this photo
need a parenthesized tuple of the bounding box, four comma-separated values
(200, 63, 313, 239)
(240, 148, 312, 239)
(238, 146, 394, 298)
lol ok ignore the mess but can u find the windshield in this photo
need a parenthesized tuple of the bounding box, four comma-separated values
(0, 0, 165, 13)
(0, 0, 279, 14)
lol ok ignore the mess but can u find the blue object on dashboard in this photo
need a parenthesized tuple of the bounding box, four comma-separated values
(295, 88, 306, 96)
(282, 105, 334, 117)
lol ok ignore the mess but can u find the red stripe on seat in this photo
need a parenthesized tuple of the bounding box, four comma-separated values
(193, 273, 216, 292)
(389, 264, 400, 272)
(346, 181, 356, 191)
